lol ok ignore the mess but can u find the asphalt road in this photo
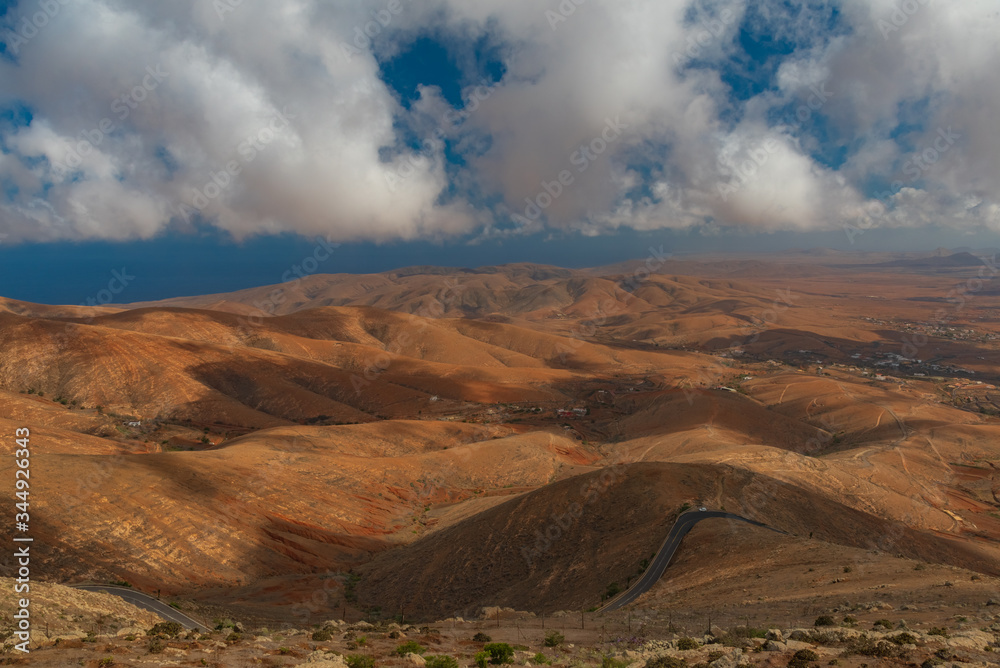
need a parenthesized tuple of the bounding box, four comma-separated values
(73, 585, 205, 630)
(599, 510, 783, 612)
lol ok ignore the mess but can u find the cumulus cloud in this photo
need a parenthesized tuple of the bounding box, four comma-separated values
(0, 0, 998, 244)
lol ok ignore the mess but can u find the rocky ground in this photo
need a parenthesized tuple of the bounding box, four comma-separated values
(5, 608, 1000, 667)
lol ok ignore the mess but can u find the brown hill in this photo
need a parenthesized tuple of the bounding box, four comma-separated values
(356, 461, 998, 620)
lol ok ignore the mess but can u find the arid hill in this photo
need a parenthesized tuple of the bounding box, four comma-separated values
(1, 255, 998, 631)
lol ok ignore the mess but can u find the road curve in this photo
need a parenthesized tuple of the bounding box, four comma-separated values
(73, 585, 206, 630)
(599, 510, 784, 612)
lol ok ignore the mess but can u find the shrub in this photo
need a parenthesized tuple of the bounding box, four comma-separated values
(845, 636, 904, 658)
(98, 658, 115, 667)
(842, 616, 858, 626)
(534, 653, 552, 665)
(473, 632, 492, 643)
(873, 619, 893, 630)
(888, 632, 917, 646)
(425, 656, 459, 668)
(347, 654, 376, 668)
(727, 627, 767, 639)
(602, 657, 629, 668)
(928, 627, 948, 637)
(483, 643, 514, 664)
(721, 627, 766, 646)
(395, 640, 427, 656)
(544, 631, 565, 647)
(814, 615, 836, 627)
(226, 632, 242, 643)
(645, 656, 687, 668)
(475, 651, 490, 668)
(148, 637, 165, 654)
(788, 649, 819, 668)
(148, 621, 183, 638)
(676, 637, 700, 650)
(313, 629, 333, 641)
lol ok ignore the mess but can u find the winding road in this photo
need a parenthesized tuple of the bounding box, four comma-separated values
(599, 510, 785, 612)
(73, 585, 206, 630)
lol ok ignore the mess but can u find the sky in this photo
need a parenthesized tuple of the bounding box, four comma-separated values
(1, 0, 999, 303)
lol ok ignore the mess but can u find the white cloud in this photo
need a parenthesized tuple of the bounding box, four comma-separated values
(0, 0, 997, 243)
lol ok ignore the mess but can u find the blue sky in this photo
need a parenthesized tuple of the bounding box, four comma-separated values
(1, 0, 998, 303)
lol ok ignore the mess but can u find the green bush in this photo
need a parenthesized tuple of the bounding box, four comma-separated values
(475, 651, 490, 668)
(483, 643, 514, 664)
(347, 654, 375, 668)
(845, 636, 904, 658)
(602, 656, 629, 668)
(720, 627, 767, 646)
(645, 655, 687, 668)
(727, 627, 767, 639)
(148, 621, 183, 638)
(888, 632, 917, 646)
(788, 649, 819, 668)
(676, 637, 700, 651)
(425, 656, 459, 668)
(928, 627, 948, 637)
(98, 658, 115, 667)
(544, 631, 565, 647)
(814, 615, 836, 627)
(873, 619, 893, 630)
(533, 653, 552, 665)
(313, 629, 333, 641)
(148, 637, 165, 654)
(395, 640, 427, 656)
(226, 632, 242, 643)
(473, 632, 492, 643)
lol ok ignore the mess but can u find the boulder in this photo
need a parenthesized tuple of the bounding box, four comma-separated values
(766, 629, 783, 642)
(304, 651, 348, 666)
(709, 648, 743, 668)
(405, 652, 427, 666)
(763, 640, 786, 652)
